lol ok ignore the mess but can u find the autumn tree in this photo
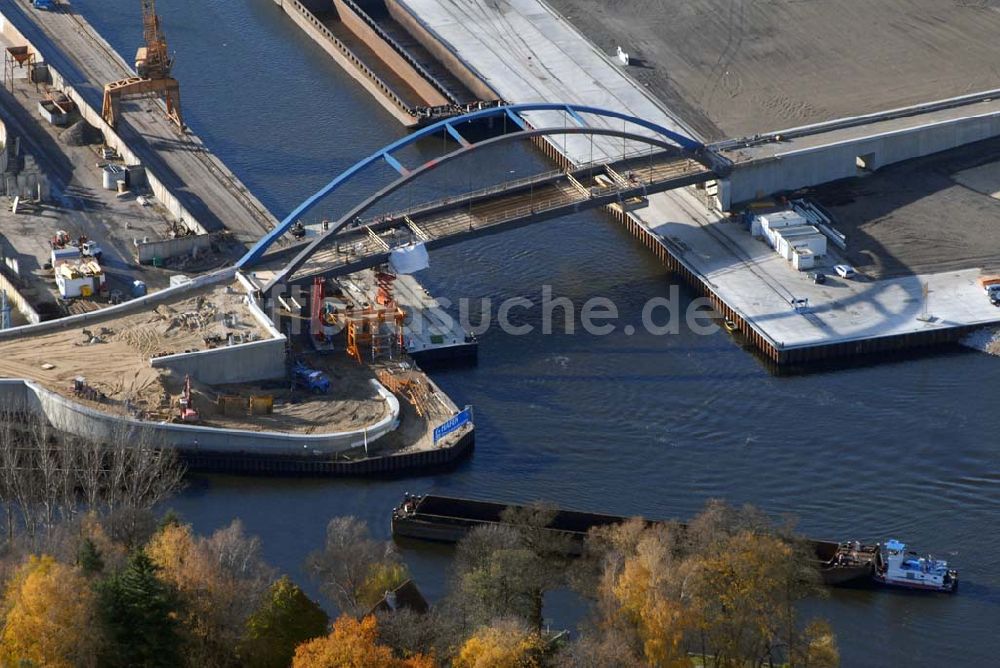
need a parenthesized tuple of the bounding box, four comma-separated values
(292, 614, 434, 668)
(147, 519, 273, 667)
(96, 550, 183, 668)
(306, 516, 407, 615)
(451, 503, 571, 633)
(0, 554, 100, 668)
(241, 575, 329, 668)
(573, 502, 838, 668)
(453, 618, 545, 668)
(794, 619, 840, 668)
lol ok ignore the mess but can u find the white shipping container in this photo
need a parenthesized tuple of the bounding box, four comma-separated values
(792, 249, 815, 271)
(760, 210, 806, 230)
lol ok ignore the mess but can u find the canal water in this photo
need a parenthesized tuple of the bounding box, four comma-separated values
(74, 0, 999, 664)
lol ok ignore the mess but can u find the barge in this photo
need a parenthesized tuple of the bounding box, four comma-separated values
(391, 494, 877, 587)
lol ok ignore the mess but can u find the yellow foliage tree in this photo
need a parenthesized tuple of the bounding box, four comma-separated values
(357, 562, 410, 611)
(292, 615, 435, 668)
(691, 531, 797, 668)
(453, 619, 544, 668)
(797, 619, 840, 668)
(147, 521, 265, 665)
(611, 531, 692, 668)
(0, 555, 99, 668)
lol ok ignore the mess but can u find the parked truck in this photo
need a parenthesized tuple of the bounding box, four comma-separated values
(976, 276, 1000, 305)
(292, 362, 331, 394)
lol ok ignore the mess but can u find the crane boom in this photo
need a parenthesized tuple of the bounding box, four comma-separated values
(101, 0, 183, 130)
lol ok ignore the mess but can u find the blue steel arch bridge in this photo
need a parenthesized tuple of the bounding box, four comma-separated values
(239, 103, 730, 293)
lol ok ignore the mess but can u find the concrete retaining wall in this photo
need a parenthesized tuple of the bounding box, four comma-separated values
(331, 0, 448, 107)
(0, 378, 400, 455)
(722, 111, 1000, 207)
(135, 233, 213, 264)
(0, 269, 40, 325)
(386, 0, 499, 102)
(151, 337, 286, 384)
(0, 267, 235, 341)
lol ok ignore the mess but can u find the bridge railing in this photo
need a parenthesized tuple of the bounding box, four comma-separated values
(468, 184, 627, 227)
(359, 147, 677, 226)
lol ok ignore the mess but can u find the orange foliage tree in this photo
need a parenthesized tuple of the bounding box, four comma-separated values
(293, 614, 435, 668)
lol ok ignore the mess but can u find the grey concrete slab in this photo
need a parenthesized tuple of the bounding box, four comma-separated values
(404, 0, 1000, 352)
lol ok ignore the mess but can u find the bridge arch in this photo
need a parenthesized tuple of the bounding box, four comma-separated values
(240, 103, 725, 289)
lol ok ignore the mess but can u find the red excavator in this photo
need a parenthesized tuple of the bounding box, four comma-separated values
(178, 374, 199, 422)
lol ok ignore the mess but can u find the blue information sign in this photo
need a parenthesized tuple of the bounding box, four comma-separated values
(433, 406, 472, 443)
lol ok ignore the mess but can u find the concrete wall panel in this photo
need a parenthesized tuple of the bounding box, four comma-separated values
(0, 378, 401, 455)
(0, 268, 235, 341)
(272, 0, 417, 125)
(723, 112, 1000, 207)
(386, 0, 499, 101)
(150, 337, 286, 385)
(135, 233, 213, 263)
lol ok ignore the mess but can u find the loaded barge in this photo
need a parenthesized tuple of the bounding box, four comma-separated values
(391, 494, 878, 587)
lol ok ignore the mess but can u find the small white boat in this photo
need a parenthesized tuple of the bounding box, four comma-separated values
(874, 539, 957, 593)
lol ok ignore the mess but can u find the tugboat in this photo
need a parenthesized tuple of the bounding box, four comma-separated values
(874, 539, 958, 592)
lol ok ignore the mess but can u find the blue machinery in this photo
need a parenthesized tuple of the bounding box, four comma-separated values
(238, 103, 726, 288)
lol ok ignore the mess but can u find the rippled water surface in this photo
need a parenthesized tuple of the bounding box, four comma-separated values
(71, 1, 1000, 664)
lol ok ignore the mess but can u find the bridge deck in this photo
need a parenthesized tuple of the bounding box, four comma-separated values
(285, 154, 709, 283)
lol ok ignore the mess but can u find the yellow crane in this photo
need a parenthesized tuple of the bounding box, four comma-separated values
(102, 0, 182, 130)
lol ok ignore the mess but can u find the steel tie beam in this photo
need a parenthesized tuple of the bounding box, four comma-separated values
(382, 153, 409, 177)
(444, 122, 470, 147)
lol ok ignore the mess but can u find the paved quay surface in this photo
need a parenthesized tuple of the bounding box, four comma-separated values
(399, 0, 701, 159)
(543, 0, 1000, 140)
(646, 188, 1000, 351)
(400, 0, 1000, 351)
(2, 2, 279, 246)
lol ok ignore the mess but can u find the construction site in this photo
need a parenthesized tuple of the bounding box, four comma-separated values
(0, 0, 473, 472)
(2, 0, 1000, 469)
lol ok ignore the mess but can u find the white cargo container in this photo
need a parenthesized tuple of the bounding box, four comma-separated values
(775, 225, 827, 260)
(760, 211, 808, 248)
(50, 245, 82, 268)
(56, 260, 105, 298)
(792, 248, 815, 271)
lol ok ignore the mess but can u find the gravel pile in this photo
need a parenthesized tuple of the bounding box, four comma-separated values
(60, 120, 103, 146)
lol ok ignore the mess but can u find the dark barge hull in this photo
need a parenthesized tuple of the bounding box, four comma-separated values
(392, 494, 874, 587)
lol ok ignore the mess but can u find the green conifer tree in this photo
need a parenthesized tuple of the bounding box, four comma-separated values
(96, 551, 183, 668)
(240, 576, 329, 668)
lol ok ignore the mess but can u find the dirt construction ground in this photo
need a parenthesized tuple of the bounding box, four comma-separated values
(0, 283, 388, 435)
(807, 136, 1000, 280)
(544, 0, 1000, 140)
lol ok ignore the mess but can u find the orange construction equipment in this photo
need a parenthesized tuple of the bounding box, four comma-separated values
(375, 270, 397, 307)
(377, 368, 433, 417)
(344, 306, 405, 364)
(102, 0, 183, 130)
